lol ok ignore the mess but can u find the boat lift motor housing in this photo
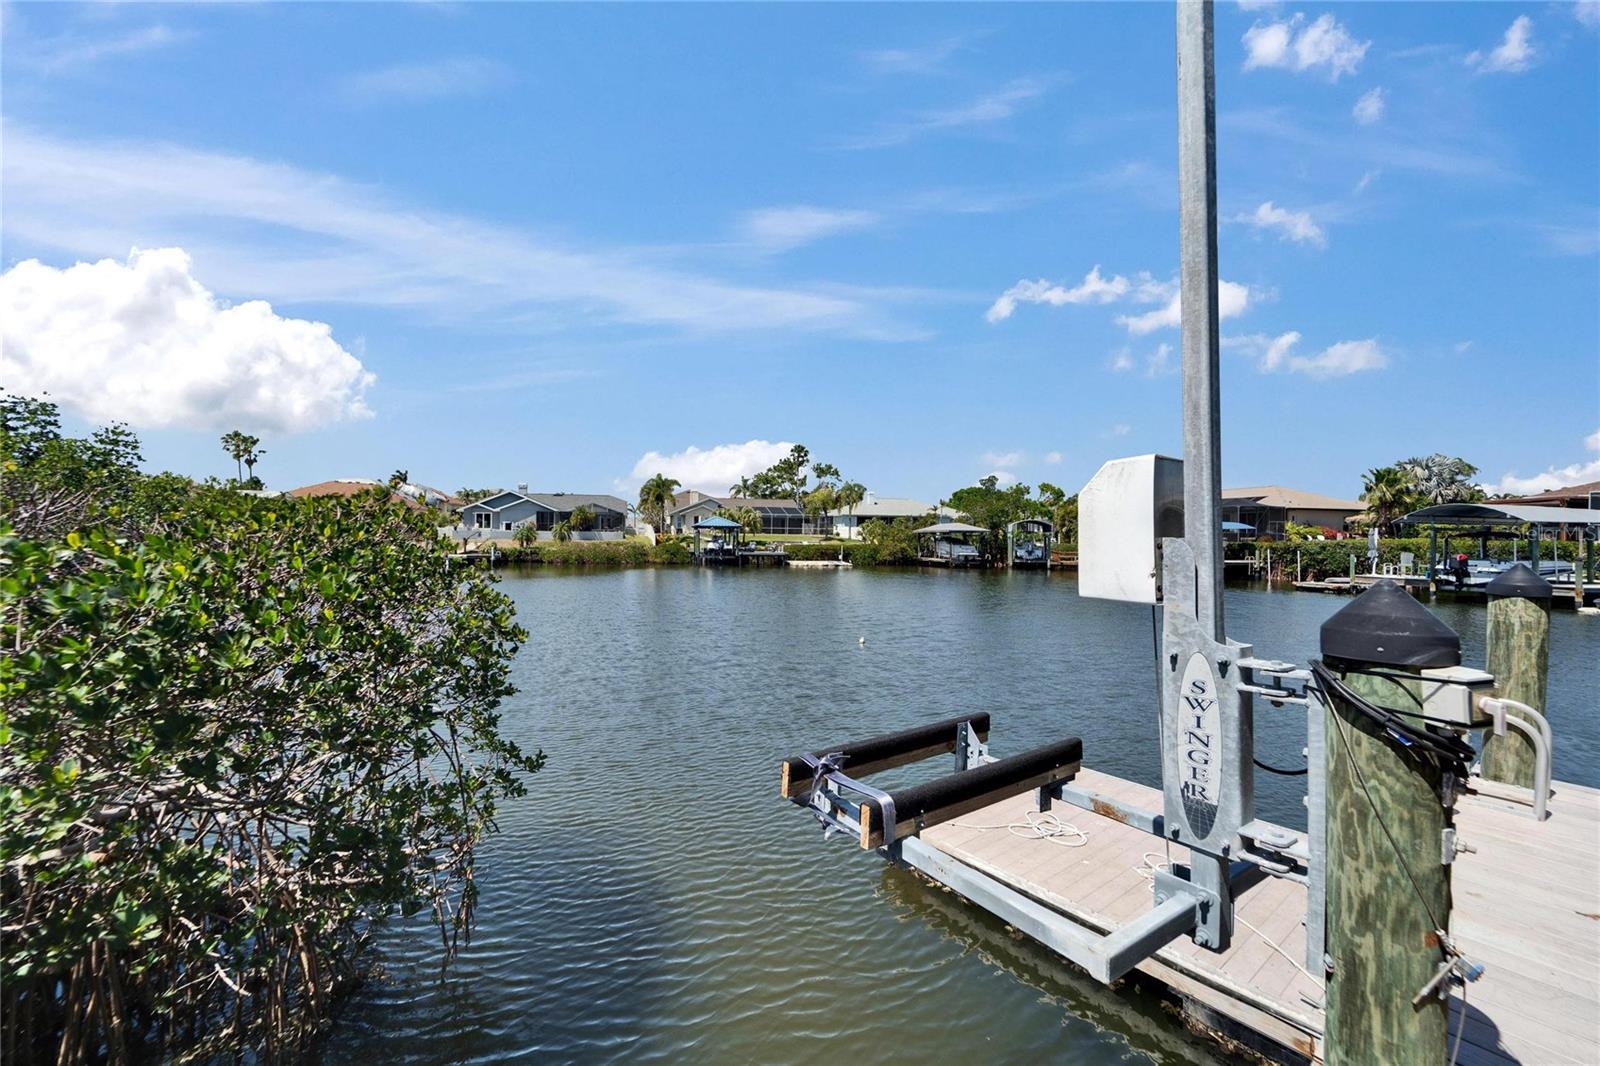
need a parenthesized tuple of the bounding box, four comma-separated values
(1078, 454, 1184, 605)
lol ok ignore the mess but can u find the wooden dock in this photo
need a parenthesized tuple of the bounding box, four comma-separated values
(917, 766, 1600, 1064)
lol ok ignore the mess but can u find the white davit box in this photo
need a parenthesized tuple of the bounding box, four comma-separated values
(1077, 454, 1185, 604)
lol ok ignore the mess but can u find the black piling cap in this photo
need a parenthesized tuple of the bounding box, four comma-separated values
(1320, 579, 1461, 668)
(1484, 562, 1552, 600)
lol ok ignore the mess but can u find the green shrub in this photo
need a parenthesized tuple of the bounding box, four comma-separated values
(651, 537, 692, 565)
(0, 490, 540, 1061)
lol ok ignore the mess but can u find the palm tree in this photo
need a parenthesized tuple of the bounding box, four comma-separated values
(733, 506, 762, 536)
(834, 481, 866, 537)
(220, 431, 263, 485)
(552, 520, 573, 543)
(513, 523, 539, 547)
(1361, 466, 1413, 534)
(637, 474, 681, 535)
(803, 484, 836, 537)
(728, 475, 756, 497)
(835, 481, 866, 517)
(1399, 454, 1480, 505)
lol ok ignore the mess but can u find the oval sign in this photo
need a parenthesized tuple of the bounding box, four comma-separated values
(1177, 652, 1221, 840)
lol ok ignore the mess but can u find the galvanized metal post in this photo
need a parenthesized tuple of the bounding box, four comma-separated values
(1176, 0, 1225, 642)
(1167, 0, 1245, 954)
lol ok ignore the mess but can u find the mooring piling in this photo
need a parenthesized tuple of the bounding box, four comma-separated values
(1479, 562, 1552, 790)
(1319, 582, 1459, 1066)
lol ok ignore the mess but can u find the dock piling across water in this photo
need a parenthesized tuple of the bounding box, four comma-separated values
(1479, 565, 1553, 792)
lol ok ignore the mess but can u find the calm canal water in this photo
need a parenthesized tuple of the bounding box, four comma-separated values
(323, 568, 1597, 1065)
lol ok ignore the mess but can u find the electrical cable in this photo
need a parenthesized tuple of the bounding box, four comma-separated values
(1320, 669, 1445, 934)
(1253, 756, 1308, 776)
(1133, 854, 1316, 983)
(1448, 982, 1467, 1066)
(1309, 660, 1474, 774)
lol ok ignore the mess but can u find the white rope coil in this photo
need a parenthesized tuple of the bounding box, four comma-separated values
(951, 810, 1089, 848)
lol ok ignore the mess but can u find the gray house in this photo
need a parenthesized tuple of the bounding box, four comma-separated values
(458, 489, 631, 540)
(668, 495, 815, 536)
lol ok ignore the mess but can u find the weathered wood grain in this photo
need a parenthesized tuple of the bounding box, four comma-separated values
(1479, 595, 1550, 789)
(1324, 667, 1450, 1066)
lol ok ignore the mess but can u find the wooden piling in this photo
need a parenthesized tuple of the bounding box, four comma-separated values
(1323, 668, 1451, 1066)
(1320, 584, 1457, 1066)
(1479, 563, 1552, 789)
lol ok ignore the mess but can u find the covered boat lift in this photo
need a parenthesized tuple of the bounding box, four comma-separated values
(913, 521, 988, 567)
(692, 514, 744, 565)
(1401, 502, 1599, 600)
(1006, 518, 1054, 569)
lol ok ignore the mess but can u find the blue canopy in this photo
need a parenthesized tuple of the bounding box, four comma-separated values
(694, 516, 742, 530)
(1222, 521, 1255, 532)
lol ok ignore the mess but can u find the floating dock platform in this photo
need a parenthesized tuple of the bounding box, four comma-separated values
(914, 766, 1599, 1064)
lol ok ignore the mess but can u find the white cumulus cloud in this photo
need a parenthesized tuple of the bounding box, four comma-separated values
(1491, 429, 1600, 494)
(1240, 201, 1327, 247)
(1352, 87, 1385, 125)
(1468, 16, 1535, 74)
(1288, 337, 1386, 377)
(981, 450, 1024, 468)
(740, 205, 878, 252)
(1227, 332, 1386, 377)
(625, 439, 796, 493)
(985, 266, 1132, 322)
(1243, 13, 1369, 81)
(1116, 280, 1251, 335)
(0, 248, 374, 433)
(986, 470, 1019, 487)
(1045, 451, 1064, 464)
(1260, 331, 1302, 371)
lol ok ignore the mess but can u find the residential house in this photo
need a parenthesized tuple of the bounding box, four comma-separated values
(668, 495, 813, 536)
(1495, 480, 1600, 510)
(1220, 485, 1364, 540)
(826, 493, 952, 540)
(286, 479, 426, 510)
(458, 487, 631, 540)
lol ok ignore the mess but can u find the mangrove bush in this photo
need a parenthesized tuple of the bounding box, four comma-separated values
(1, 398, 542, 1063)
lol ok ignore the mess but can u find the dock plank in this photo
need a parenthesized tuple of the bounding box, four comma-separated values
(914, 765, 1600, 1064)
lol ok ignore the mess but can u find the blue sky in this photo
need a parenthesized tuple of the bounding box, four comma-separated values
(2, 1, 1597, 504)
